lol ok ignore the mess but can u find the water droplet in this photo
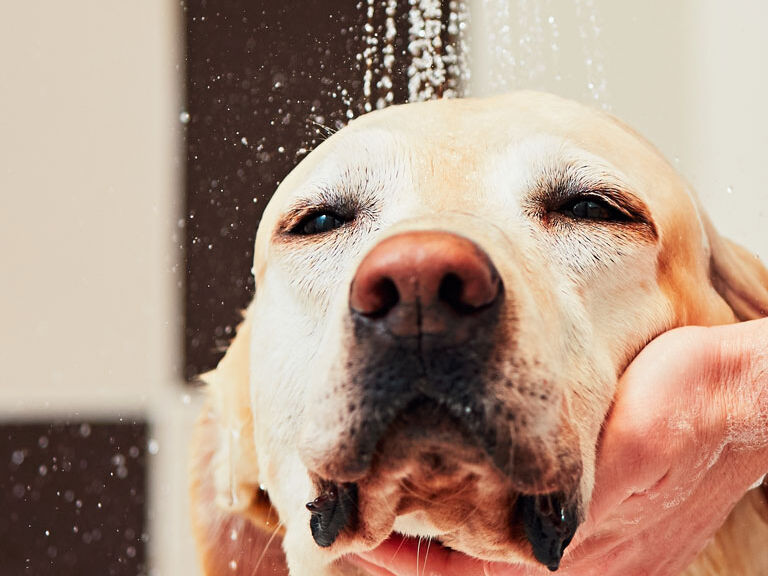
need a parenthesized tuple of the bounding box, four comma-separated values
(229, 560, 238, 571)
(230, 529, 238, 541)
(240, 136, 248, 146)
(726, 185, 734, 195)
(11, 450, 24, 466)
(179, 111, 190, 124)
(147, 439, 160, 455)
(79, 423, 91, 438)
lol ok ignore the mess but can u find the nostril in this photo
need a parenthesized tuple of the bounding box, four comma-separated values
(350, 232, 502, 322)
(369, 277, 399, 317)
(439, 270, 501, 313)
(439, 273, 470, 313)
(356, 277, 400, 318)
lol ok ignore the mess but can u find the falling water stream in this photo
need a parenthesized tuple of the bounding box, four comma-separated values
(358, 0, 609, 108)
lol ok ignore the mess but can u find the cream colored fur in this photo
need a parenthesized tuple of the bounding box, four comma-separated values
(190, 92, 768, 576)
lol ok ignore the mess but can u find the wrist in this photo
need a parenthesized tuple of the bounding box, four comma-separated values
(712, 319, 768, 474)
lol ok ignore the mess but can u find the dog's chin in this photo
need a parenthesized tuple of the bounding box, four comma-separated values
(307, 399, 583, 571)
(353, 462, 581, 570)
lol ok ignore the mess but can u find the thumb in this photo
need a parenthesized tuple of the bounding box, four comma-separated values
(589, 325, 729, 524)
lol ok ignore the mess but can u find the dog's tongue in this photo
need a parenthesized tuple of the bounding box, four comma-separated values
(518, 493, 579, 571)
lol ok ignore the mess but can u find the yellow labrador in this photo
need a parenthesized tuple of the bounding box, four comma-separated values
(189, 92, 768, 575)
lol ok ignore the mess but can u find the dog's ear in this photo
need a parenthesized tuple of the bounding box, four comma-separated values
(200, 308, 263, 514)
(189, 307, 287, 575)
(705, 213, 768, 320)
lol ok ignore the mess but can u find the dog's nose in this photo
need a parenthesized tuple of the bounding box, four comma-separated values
(350, 231, 501, 336)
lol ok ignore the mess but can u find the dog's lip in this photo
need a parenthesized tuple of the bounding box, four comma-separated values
(351, 494, 578, 573)
(307, 394, 582, 568)
(331, 476, 580, 570)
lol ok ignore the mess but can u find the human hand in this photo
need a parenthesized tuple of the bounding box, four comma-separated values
(350, 319, 768, 576)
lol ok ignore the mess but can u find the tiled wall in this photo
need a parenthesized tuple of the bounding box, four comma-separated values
(1, 423, 148, 576)
(0, 1, 198, 574)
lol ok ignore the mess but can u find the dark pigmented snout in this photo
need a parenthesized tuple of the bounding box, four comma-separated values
(349, 231, 502, 338)
(309, 231, 505, 484)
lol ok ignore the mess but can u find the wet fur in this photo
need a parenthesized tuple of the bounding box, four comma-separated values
(189, 92, 768, 575)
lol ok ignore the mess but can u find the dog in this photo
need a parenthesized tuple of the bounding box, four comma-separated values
(189, 92, 768, 575)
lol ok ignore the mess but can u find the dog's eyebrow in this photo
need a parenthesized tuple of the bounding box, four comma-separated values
(274, 169, 382, 237)
(533, 162, 658, 236)
(275, 187, 357, 235)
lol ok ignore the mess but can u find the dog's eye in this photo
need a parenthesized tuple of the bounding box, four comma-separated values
(560, 197, 629, 222)
(292, 212, 348, 235)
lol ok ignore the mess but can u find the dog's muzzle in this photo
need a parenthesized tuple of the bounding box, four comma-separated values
(340, 230, 506, 477)
(303, 231, 580, 570)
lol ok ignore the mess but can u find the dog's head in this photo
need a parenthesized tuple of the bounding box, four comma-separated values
(192, 92, 768, 573)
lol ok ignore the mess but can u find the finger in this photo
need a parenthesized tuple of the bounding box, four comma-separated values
(348, 556, 397, 576)
(482, 559, 550, 576)
(589, 327, 715, 523)
(590, 320, 768, 524)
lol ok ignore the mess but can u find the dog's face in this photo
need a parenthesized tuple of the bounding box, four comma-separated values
(194, 92, 768, 574)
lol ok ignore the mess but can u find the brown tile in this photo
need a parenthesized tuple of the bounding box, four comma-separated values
(0, 422, 148, 576)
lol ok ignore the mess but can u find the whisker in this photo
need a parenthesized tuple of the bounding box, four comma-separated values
(251, 520, 283, 576)
(390, 534, 407, 562)
(421, 537, 432, 576)
(396, 475, 475, 506)
(397, 479, 426, 502)
(309, 120, 337, 141)
(446, 478, 476, 500)
(376, 490, 399, 519)
(450, 503, 480, 532)
(416, 536, 422, 576)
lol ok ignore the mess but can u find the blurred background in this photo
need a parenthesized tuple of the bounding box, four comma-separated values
(0, 1, 765, 575)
